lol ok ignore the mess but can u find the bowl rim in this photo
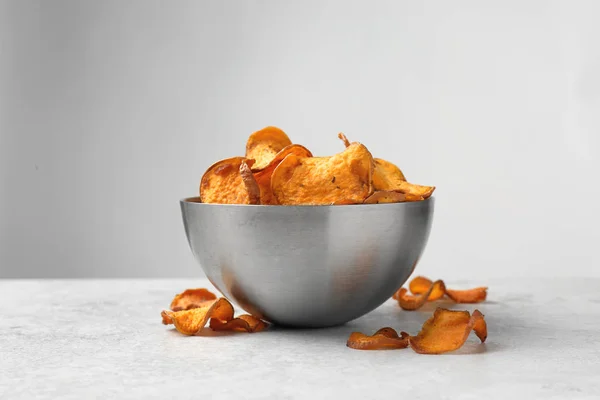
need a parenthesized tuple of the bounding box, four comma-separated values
(180, 195, 434, 208)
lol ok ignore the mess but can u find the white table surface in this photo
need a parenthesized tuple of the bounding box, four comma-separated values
(1, 278, 599, 399)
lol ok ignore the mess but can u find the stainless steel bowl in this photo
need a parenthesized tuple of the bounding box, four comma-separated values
(180, 197, 435, 328)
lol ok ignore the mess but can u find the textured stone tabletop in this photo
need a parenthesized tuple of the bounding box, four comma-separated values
(1, 278, 599, 399)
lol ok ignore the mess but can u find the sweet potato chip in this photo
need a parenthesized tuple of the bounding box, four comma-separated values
(408, 276, 445, 301)
(445, 287, 488, 303)
(395, 280, 446, 310)
(401, 276, 488, 306)
(409, 308, 487, 354)
(161, 298, 235, 336)
(209, 314, 268, 333)
(200, 157, 260, 204)
(404, 193, 425, 202)
(337, 133, 433, 199)
(394, 288, 423, 309)
(390, 181, 436, 199)
(271, 143, 374, 205)
(372, 158, 407, 189)
(253, 144, 313, 205)
(240, 160, 261, 204)
(246, 126, 292, 171)
(347, 327, 409, 350)
(363, 191, 406, 204)
(170, 288, 217, 311)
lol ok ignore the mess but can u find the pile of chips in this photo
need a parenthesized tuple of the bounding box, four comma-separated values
(199, 126, 435, 205)
(346, 276, 488, 352)
(169, 126, 488, 353)
(347, 308, 487, 353)
(162, 276, 488, 354)
(161, 288, 268, 335)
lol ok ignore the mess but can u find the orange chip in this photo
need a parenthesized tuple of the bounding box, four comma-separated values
(253, 144, 313, 205)
(209, 314, 268, 333)
(170, 288, 217, 311)
(240, 160, 261, 204)
(409, 308, 487, 354)
(390, 180, 435, 199)
(337, 133, 433, 199)
(161, 298, 235, 336)
(347, 327, 410, 350)
(372, 158, 407, 190)
(445, 287, 488, 303)
(200, 157, 260, 204)
(408, 276, 446, 301)
(271, 143, 374, 205)
(404, 193, 425, 202)
(363, 191, 406, 204)
(394, 280, 446, 310)
(245, 126, 292, 171)
(400, 276, 488, 307)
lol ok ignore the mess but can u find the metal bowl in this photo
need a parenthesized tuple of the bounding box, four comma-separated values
(180, 197, 435, 328)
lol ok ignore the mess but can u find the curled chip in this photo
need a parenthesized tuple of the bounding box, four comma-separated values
(372, 158, 407, 190)
(338, 133, 433, 200)
(394, 280, 446, 311)
(209, 314, 268, 333)
(246, 126, 292, 171)
(240, 160, 261, 205)
(389, 181, 435, 199)
(338, 133, 407, 188)
(408, 276, 445, 301)
(406, 276, 488, 305)
(363, 191, 406, 204)
(347, 327, 409, 350)
(271, 142, 374, 205)
(161, 298, 235, 336)
(409, 308, 487, 354)
(170, 288, 217, 311)
(445, 288, 488, 304)
(200, 157, 260, 204)
(253, 144, 313, 205)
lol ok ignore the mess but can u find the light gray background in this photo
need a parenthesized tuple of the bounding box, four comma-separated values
(1, 0, 598, 278)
